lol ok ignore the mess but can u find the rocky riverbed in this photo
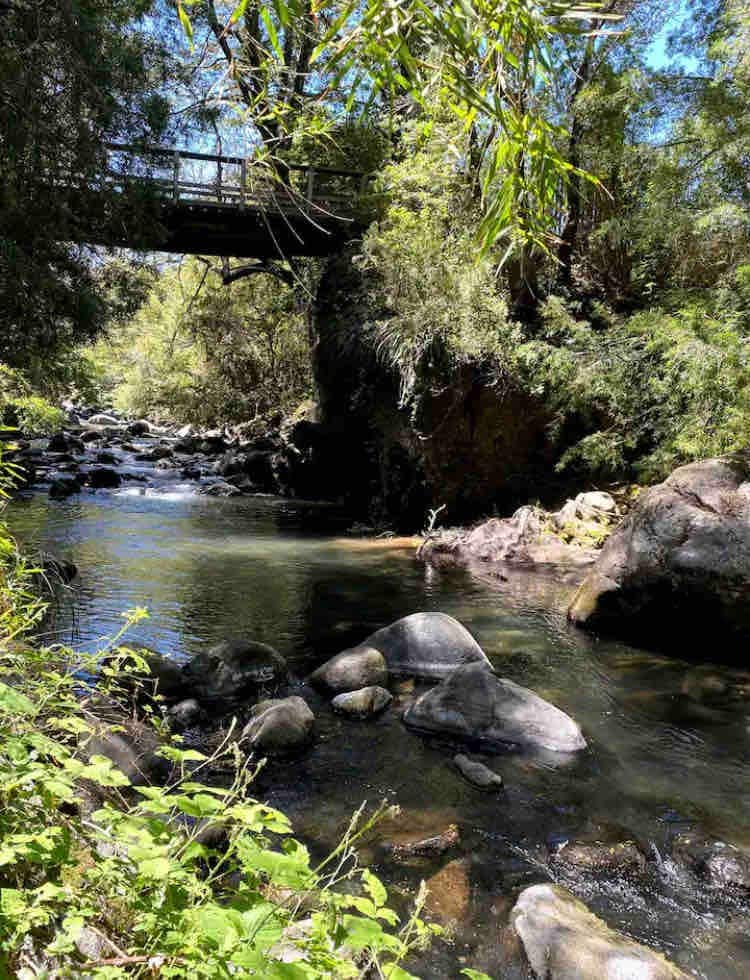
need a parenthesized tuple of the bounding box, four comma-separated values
(7, 417, 750, 978)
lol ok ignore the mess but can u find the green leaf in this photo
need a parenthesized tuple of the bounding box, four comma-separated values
(260, 8, 283, 59)
(362, 868, 387, 908)
(230, 0, 252, 24)
(0, 681, 36, 717)
(177, 2, 194, 46)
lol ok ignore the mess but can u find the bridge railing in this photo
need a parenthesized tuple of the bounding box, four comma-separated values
(104, 143, 368, 221)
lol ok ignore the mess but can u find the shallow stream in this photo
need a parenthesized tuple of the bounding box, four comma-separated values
(7, 483, 750, 978)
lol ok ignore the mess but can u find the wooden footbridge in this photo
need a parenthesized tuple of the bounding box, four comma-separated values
(86, 143, 370, 258)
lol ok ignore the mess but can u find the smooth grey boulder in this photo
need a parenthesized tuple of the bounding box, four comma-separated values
(88, 413, 121, 426)
(511, 884, 688, 979)
(453, 753, 503, 791)
(182, 638, 287, 703)
(569, 457, 750, 648)
(332, 686, 393, 718)
(403, 662, 586, 752)
(241, 696, 315, 754)
(309, 646, 388, 694)
(357, 612, 490, 679)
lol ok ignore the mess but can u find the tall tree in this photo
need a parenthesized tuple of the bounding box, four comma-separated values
(0, 0, 170, 377)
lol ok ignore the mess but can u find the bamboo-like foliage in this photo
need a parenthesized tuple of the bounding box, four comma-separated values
(177, 0, 614, 256)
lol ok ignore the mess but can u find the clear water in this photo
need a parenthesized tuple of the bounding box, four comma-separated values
(7, 487, 750, 978)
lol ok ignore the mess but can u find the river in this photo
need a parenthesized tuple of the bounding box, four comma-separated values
(6, 484, 750, 978)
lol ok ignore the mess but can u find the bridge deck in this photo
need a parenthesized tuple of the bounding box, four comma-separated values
(93, 143, 369, 258)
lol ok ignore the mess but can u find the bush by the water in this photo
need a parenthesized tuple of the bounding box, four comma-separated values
(0, 456, 438, 978)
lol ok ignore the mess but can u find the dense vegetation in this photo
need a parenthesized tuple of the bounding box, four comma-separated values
(1, 0, 749, 969)
(2, 0, 741, 485)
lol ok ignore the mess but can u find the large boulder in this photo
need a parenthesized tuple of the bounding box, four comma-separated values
(181, 638, 287, 703)
(568, 457, 750, 649)
(309, 646, 387, 694)
(356, 612, 490, 680)
(511, 884, 688, 979)
(241, 697, 315, 755)
(403, 662, 586, 753)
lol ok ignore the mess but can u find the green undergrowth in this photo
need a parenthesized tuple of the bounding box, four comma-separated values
(0, 453, 440, 978)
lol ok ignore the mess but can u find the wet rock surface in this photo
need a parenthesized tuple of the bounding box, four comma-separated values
(453, 753, 504, 791)
(404, 662, 587, 753)
(511, 884, 689, 979)
(568, 456, 750, 651)
(671, 831, 750, 893)
(419, 493, 619, 573)
(356, 611, 491, 679)
(551, 838, 647, 875)
(241, 696, 315, 755)
(309, 646, 388, 694)
(331, 685, 392, 718)
(182, 638, 287, 703)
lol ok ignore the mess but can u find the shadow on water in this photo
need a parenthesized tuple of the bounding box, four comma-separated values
(6, 489, 750, 978)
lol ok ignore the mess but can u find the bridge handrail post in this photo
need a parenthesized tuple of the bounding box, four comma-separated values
(173, 151, 181, 202)
(240, 158, 247, 211)
(306, 167, 316, 207)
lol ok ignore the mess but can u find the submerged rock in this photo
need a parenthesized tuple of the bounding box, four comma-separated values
(241, 696, 315, 755)
(332, 685, 392, 718)
(49, 475, 82, 499)
(403, 662, 586, 753)
(309, 646, 387, 694)
(41, 553, 77, 584)
(568, 456, 750, 650)
(511, 884, 688, 979)
(453, 753, 504, 791)
(357, 612, 490, 680)
(671, 832, 750, 893)
(425, 858, 471, 926)
(552, 839, 646, 875)
(384, 824, 461, 864)
(182, 638, 287, 703)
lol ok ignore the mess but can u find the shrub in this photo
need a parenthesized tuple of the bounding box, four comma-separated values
(0, 453, 439, 978)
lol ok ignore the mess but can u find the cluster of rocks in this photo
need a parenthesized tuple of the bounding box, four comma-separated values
(419, 491, 620, 572)
(9, 400, 341, 502)
(309, 611, 586, 763)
